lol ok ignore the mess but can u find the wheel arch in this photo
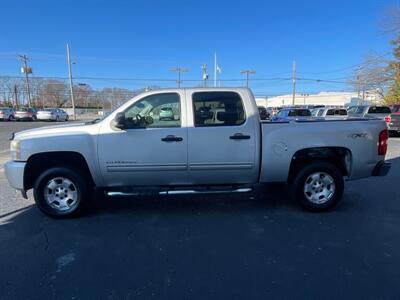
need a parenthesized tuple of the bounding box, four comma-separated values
(24, 151, 95, 190)
(287, 147, 352, 183)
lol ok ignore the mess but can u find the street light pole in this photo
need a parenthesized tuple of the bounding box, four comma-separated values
(292, 60, 296, 105)
(66, 44, 76, 120)
(240, 69, 256, 88)
(201, 64, 208, 87)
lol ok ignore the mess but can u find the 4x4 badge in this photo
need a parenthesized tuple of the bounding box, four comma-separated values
(348, 133, 367, 139)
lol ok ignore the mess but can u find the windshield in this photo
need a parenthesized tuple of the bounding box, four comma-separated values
(392, 106, 400, 113)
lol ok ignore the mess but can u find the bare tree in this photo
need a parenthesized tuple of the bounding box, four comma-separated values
(351, 6, 400, 104)
(0, 76, 24, 107)
(39, 80, 68, 107)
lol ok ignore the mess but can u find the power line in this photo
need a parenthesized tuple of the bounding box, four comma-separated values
(240, 69, 256, 87)
(170, 67, 188, 87)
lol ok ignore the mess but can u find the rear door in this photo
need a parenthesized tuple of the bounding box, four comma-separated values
(186, 90, 259, 185)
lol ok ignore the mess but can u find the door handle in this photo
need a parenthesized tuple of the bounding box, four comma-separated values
(161, 135, 183, 142)
(229, 133, 251, 140)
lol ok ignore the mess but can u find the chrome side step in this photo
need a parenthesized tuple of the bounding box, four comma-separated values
(158, 187, 252, 195)
(106, 191, 141, 197)
(106, 187, 252, 197)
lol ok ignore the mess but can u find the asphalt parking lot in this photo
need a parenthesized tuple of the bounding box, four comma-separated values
(0, 121, 399, 299)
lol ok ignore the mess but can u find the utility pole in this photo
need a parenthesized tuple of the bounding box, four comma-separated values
(240, 69, 256, 88)
(14, 85, 19, 109)
(18, 55, 32, 107)
(66, 44, 76, 120)
(170, 67, 188, 88)
(292, 60, 296, 105)
(201, 64, 208, 87)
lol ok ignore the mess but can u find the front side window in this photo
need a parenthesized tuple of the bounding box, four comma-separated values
(123, 93, 180, 129)
(192, 92, 245, 127)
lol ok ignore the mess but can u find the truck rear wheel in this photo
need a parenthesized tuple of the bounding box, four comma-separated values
(290, 161, 344, 211)
(33, 167, 91, 218)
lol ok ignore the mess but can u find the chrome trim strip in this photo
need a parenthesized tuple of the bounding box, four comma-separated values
(107, 164, 187, 172)
(189, 163, 253, 170)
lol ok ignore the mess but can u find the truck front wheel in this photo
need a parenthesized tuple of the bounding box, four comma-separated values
(33, 167, 91, 218)
(290, 161, 344, 211)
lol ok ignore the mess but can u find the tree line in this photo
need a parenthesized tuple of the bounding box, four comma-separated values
(0, 76, 154, 109)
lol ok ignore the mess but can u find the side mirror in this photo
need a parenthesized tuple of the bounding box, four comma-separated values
(114, 112, 126, 129)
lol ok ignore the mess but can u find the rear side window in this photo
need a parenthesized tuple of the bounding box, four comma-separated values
(326, 109, 334, 116)
(192, 92, 246, 127)
(297, 109, 311, 116)
(368, 106, 391, 114)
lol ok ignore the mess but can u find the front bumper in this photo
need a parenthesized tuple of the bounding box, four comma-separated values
(372, 161, 391, 177)
(4, 160, 26, 190)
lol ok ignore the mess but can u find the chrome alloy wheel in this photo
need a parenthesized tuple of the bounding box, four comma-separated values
(303, 172, 335, 204)
(44, 177, 79, 212)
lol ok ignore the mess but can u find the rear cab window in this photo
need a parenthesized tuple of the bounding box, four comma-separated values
(192, 91, 246, 127)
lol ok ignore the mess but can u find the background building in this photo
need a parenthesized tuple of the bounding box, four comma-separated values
(255, 90, 383, 108)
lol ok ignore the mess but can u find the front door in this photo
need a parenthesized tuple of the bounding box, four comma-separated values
(98, 91, 188, 186)
(186, 90, 259, 185)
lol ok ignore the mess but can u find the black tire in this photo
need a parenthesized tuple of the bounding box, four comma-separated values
(33, 167, 91, 218)
(289, 161, 344, 212)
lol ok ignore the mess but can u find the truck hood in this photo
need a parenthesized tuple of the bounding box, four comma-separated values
(14, 122, 98, 140)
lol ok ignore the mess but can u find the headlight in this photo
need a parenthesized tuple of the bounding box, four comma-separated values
(10, 140, 21, 161)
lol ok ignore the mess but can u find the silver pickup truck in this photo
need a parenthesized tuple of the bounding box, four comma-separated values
(5, 88, 391, 217)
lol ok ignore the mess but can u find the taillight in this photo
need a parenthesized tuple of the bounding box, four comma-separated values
(378, 129, 388, 156)
(384, 116, 391, 123)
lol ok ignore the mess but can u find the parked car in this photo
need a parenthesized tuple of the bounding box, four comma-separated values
(37, 108, 69, 121)
(159, 107, 174, 121)
(15, 107, 37, 121)
(312, 107, 347, 118)
(0, 107, 15, 121)
(270, 108, 312, 122)
(388, 104, 400, 135)
(257, 106, 269, 120)
(347, 105, 392, 125)
(5, 88, 390, 218)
